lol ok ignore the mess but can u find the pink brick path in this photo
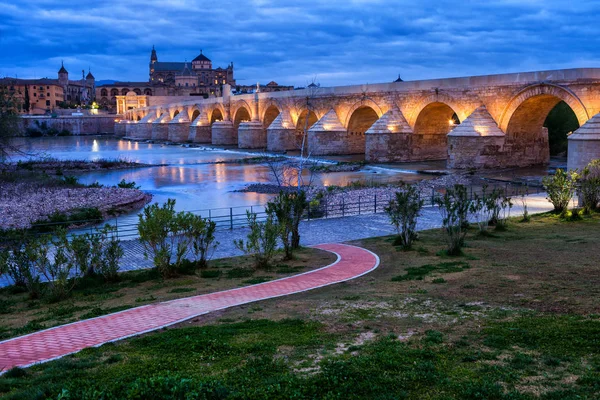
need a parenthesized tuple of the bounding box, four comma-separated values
(0, 243, 379, 371)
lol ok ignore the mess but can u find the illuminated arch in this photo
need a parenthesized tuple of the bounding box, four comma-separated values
(407, 93, 463, 129)
(342, 99, 385, 129)
(499, 83, 589, 133)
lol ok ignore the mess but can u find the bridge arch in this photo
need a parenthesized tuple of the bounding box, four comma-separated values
(190, 108, 201, 122)
(407, 93, 464, 129)
(343, 99, 385, 129)
(499, 83, 589, 134)
(208, 104, 225, 124)
(231, 100, 253, 122)
(233, 105, 251, 130)
(262, 104, 281, 128)
(346, 104, 381, 137)
(295, 109, 318, 134)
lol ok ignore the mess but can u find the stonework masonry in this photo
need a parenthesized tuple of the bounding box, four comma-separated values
(20, 116, 115, 136)
(120, 68, 600, 169)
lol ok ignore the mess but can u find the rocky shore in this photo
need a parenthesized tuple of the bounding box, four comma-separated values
(0, 183, 151, 230)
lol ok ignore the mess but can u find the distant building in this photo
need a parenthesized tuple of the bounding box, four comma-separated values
(95, 47, 293, 114)
(0, 77, 64, 114)
(234, 81, 294, 94)
(0, 63, 95, 114)
(57, 62, 95, 106)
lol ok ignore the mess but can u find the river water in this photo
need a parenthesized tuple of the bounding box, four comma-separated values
(9, 136, 436, 226)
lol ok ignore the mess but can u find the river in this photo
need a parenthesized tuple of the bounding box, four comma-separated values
(8, 136, 437, 226)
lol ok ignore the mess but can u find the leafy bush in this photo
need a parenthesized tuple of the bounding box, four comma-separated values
(184, 214, 218, 269)
(519, 194, 530, 222)
(385, 185, 423, 249)
(542, 168, 578, 215)
(234, 211, 280, 269)
(578, 159, 600, 214)
(117, 179, 140, 189)
(265, 190, 308, 259)
(138, 199, 219, 278)
(138, 199, 187, 278)
(0, 231, 42, 298)
(435, 185, 470, 255)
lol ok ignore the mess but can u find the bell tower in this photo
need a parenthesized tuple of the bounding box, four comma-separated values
(150, 45, 158, 81)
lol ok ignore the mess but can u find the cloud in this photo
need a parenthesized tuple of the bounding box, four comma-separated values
(0, 0, 599, 87)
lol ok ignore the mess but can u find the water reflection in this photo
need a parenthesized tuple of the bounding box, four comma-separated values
(8, 136, 432, 226)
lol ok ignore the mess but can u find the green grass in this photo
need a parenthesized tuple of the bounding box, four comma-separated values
(391, 261, 470, 281)
(2, 316, 599, 399)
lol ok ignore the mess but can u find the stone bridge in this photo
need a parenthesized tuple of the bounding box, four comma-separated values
(120, 68, 600, 170)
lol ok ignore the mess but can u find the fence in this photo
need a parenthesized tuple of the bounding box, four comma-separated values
(18, 181, 544, 241)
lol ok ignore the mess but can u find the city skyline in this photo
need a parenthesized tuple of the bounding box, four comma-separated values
(1, 0, 599, 87)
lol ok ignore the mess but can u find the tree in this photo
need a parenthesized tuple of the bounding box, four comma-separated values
(385, 185, 424, 249)
(578, 159, 600, 214)
(435, 185, 470, 255)
(23, 85, 30, 113)
(0, 82, 22, 162)
(234, 211, 280, 269)
(266, 190, 308, 259)
(542, 169, 578, 215)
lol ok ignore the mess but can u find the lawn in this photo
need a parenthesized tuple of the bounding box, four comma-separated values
(1, 213, 600, 399)
(0, 247, 336, 340)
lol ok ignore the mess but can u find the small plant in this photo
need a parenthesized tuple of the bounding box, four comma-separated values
(385, 185, 424, 249)
(234, 211, 281, 269)
(435, 185, 470, 255)
(266, 190, 308, 259)
(183, 214, 218, 269)
(138, 199, 187, 278)
(519, 194, 530, 222)
(117, 179, 140, 189)
(578, 159, 600, 214)
(542, 168, 578, 215)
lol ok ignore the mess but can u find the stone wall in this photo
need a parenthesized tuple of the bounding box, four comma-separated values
(238, 122, 266, 149)
(365, 133, 412, 162)
(168, 123, 189, 142)
(189, 125, 212, 143)
(19, 116, 115, 135)
(308, 131, 365, 155)
(267, 128, 297, 152)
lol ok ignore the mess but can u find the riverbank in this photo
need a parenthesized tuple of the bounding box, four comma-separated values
(0, 182, 151, 230)
(0, 158, 154, 230)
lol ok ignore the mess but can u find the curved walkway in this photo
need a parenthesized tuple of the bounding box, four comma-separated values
(0, 243, 379, 372)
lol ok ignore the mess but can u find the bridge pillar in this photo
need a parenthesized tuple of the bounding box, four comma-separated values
(115, 121, 128, 137)
(267, 111, 296, 152)
(129, 113, 156, 139)
(365, 108, 412, 162)
(151, 113, 171, 141)
(308, 109, 364, 155)
(212, 120, 236, 145)
(447, 106, 506, 169)
(168, 114, 191, 142)
(188, 112, 211, 143)
(568, 112, 600, 171)
(238, 121, 266, 149)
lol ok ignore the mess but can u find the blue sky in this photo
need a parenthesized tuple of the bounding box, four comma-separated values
(1, 0, 599, 87)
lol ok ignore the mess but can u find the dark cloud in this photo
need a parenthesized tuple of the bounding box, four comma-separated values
(1, 0, 599, 86)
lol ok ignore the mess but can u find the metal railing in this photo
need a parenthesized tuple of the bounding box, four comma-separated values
(17, 181, 544, 242)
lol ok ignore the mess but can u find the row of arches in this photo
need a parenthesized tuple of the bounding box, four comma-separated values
(127, 83, 589, 160)
(100, 88, 153, 97)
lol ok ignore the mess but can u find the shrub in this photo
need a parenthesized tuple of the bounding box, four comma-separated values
(578, 159, 600, 214)
(385, 185, 424, 249)
(117, 179, 140, 189)
(435, 185, 470, 255)
(184, 214, 218, 269)
(0, 231, 42, 298)
(29, 230, 77, 301)
(234, 211, 280, 269)
(519, 194, 530, 222)
(138, 199, 188, 279)
(542, 168, 578, 215)
(266, 190, 308, 259)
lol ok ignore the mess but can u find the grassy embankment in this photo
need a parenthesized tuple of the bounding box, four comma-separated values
(1, 213, 600, 399)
